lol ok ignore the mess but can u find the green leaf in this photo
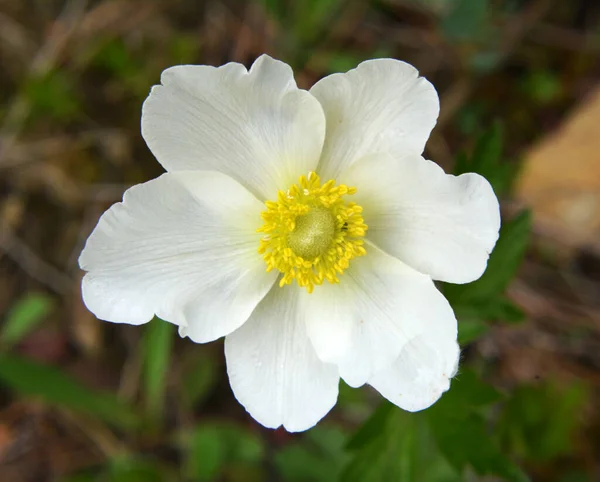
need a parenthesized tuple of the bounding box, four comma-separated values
(482, 298, 525, 323)
(185, 423, 265, 481)
(427, 372, 527, 481)
(169, 34, 202, 65)
(187, 425, 226, 481)
(142, 318, 174, 419)
(257, 0, 287, 22)
(469, 49, 503, 73)
(456, 297, 525, 344)
(455, 297, 526, 326)
(345, 401, 393, 450)
(558, 470, 591, 482)
(107, 458, 168, 482)
(343, 406, 461, 482)
(428, 410, 528, 481)
(521, 70, 562, 105)
(94, 39, 136, 78)
(291, 0, 344, 44)
(498, 382, 587, 462)
(472, 121, 503, 171)
(180, 351, 218, 409)
(454, 122, 517, 196)
(276, 426, 348, 482)
(442, 0, 489, 41)
(1, 292, 54, 348)
(457, 318, 489, 344)
(445, 210, 531, 305)
(25, 70, 80, 121)
(307, 425, 348, 461)
(456, 103, 485, 136)
(0, 354, 139, 430)
(337, 379, 371, 419)
(341, 408, 412, 482)
(443, 369, 503, 408)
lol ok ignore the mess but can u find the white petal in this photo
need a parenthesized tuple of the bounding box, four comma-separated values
(343, 153, 501, 284)
(369, 334, 460, 412)
(310, 58, 439, 180)
(225, 286, 339, 432)
(141, 55, 326, 200)
(79, 171, 276, 342)
(303, 243, 457, 388)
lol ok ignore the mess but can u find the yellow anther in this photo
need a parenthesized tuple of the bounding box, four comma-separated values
(257, 172, 368, 292)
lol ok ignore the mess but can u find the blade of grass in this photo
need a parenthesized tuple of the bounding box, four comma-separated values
(0, 354, 139, 430)
(142, 317, 174, 419)
(1, 292, 54, 349)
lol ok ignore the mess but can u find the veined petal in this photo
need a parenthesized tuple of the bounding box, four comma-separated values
(141, 54, 326, 201)
(225, 286, 339, 432)
(303, 243, 457, 388)
(342, 153, 500, 284)
(369, 334, 460, 412)
(79, 171, 276, 342)
(310, 58, 438, 180)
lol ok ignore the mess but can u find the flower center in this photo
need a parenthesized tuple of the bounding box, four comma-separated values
(258, 172, 367, 293)
(287, 207, 336, 260)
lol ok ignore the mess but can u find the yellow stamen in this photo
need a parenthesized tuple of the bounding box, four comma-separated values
(257, 172, 368, 293)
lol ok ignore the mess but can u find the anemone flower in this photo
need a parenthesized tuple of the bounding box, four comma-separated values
(79, 55, 500, 432)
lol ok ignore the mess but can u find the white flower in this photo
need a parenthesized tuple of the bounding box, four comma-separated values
(79, 55, 500, 432)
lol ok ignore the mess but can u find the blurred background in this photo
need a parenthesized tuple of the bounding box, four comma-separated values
(1, 0, 599, 481)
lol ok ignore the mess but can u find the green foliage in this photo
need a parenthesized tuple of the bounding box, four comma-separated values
(345, 401, 393, 451)
(142, 318, 175, 419)
(467, 211, 530, 301)
(498, 382, 587, 462)
(94, 39, 137, 78)
(521, 70, 562, 104)
(169, 34, 202, 65)
(180, 350, 218, 409)
(469, 50, 504, 73)
(428, 412, 528, 481)
(342, 404, 418, 482)
(455, 102, 486, 136)
(276, 426, 348, 481)
(322, 52, 366, 74)
(441, 0, 489, 41)
(455, 296, 526, 344)
(439, 0, 504, 72)
(290, 0, 345, 44)
(456, 318, 490, 344)
(1, 292, 54, 349)
(441, 369, 503, 407)
(92, 38, 150, 97)
(446, 210, 531, 304)
(189, 426, 226, 481)
(259, 0, 343, 45)
(257, 0, 347, 68)
(448, 209, 531, 342)
(257, 0, 287, 21)
(25, 70, 80, 121)
(342, 372, 531, 482)
(184, 423, 265, 481)
(454, 123, 517, 196)
(446, 125, 531, 342)
(0, 354, 139, 430)
(105, 458, 169, 482)
(427, 372, 529, 481)
(342, 403, 461, 482)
